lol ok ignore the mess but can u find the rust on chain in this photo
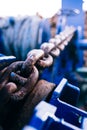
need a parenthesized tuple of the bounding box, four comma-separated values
(0, 26, 76, 130)
(0, 61, 24, 89)
(11, 66, 39, 101)
(0, 26, 76, 91)
(10, 72, 27, 86)
(21, 49, 44, 76)
(13, 79, 56, 130)
(0, 26, 76, 99)
(26, 49, 45, 65)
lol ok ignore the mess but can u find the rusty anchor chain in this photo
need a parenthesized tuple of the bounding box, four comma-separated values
(0, 26, 76, 101)
(0, 26, 76, 130)
(10, 26, 75, 101)
(0, 26, 76, 102)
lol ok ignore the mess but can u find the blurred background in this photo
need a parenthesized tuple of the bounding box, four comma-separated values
(0, 0, 61, 17)
(1, 1, 87, 129)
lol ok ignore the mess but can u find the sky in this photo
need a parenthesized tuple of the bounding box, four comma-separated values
(83, 0, 87, 11)
(0, 0, 62, 17)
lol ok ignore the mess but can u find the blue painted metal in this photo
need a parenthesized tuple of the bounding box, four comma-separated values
(23, 78, 87, 130)
(0, 53, 16, 70)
